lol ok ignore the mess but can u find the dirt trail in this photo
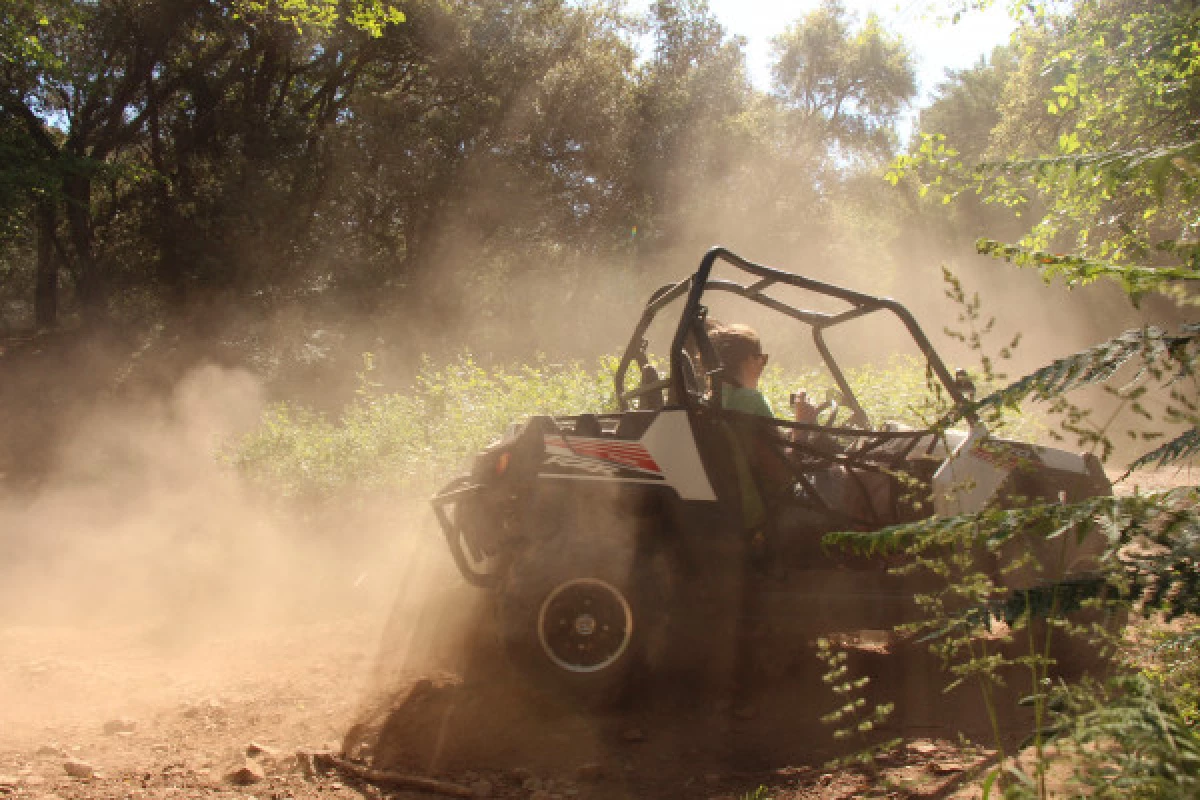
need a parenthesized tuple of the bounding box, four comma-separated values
(2, 467, 1182, 800)
(0, 612, 1000, 800)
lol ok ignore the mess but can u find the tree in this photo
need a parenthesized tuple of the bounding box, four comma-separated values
(919, 45, 1017, 165)
(0, 0, 404, 325)
(882, 1, 1200, 793)
(770, 0, 917, 162)
(625, 0, 753, 251)
(904, 0, 1199, 277)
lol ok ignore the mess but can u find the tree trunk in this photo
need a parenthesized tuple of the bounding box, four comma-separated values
(62, 173, 106, 321)
(35, 199, 58, 328)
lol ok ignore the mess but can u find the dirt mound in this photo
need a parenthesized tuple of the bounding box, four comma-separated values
(346, 626, 1035, 798)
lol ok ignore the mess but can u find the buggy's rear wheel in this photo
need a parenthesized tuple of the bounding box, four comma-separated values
(537, 577, 635, 675)
(496, 515, 652, 705)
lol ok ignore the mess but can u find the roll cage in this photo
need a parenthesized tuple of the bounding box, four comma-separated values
(615, 247, 977, 435)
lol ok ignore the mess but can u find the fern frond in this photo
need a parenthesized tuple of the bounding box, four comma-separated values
(826, 487, 1200, 619)
(1125, 427, 1200, 476)
(946, 325, 1200, 422)
(1045, 674, 1200, 794)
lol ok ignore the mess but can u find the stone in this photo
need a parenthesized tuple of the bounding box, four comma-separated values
(226, 760, 266, 785)
(245, 743, 279, 759)
(0, 776, 18, 789)
(63, 759, 95, 779)
(703, 773, 720, 786)
(575, 763, 606, 782)
(521, 776, 542, 791)
(470, 779, 493, 798)
(103, 718, 137, 735)
(528, 792, 554, 800)
(929, 761, 966, 775)
(908, 741, 938, 756)
(621, 728, 645, 743)
(36, 745, 65, 758)
(511, 767, 533, 782)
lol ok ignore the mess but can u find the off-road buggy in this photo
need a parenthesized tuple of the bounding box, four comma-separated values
(431, 248, 1112, 702)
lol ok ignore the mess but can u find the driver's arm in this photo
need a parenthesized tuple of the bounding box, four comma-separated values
(789, 390, 819, 443)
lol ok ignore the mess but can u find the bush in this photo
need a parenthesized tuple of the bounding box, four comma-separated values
(231, 351, 1038, 499)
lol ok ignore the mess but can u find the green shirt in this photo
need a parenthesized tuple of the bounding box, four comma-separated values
(721, 385, 774, 418)
(720, 385, 774, 530)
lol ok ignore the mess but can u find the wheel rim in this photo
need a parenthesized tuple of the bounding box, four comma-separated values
(537, 578, 634, 674)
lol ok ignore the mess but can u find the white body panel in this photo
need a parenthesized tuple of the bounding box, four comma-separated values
(933, 424, 1096, 516)
(932, 425, 1007, 516)
(640, 411, 718, 502)
(538, 411, 717, 502)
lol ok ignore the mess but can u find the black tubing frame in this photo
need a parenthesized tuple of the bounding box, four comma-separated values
(615, 246, 976, 427)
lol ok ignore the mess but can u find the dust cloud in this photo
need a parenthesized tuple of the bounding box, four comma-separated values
(0, 362, 471, 664)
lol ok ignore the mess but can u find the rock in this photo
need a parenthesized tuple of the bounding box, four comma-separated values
(36, 745, 65, 758)
(0, 776, 18, 789)
(704, 773, 720, 786)
(576, 763, 606, 782)
(63, 759, 95, 779)
(103, 718, 137, 735)
(521, 776, 542, 791)
(470, 779, 493, 798)
(621, 727, 645, 743)
(929, 761, 966, 774)
(245, 742, 279, 759)
(529, 792, 554, 800)
(226, 760, 266, 785)
(908, 740, 938, 756)
(511, 767, 533, 782)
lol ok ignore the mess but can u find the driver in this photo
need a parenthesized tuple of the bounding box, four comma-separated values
(710, 324, 827, 539)
(711, 324, 818, 427)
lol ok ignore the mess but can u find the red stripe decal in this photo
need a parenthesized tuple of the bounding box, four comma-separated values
(544, 436, 661, 474)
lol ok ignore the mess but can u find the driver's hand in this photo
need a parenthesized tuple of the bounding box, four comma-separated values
(792, 390, 819, 424)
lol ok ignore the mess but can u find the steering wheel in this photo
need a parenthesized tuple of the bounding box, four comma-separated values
(811, 393, 871, 431)
(815, 397, 841, 427)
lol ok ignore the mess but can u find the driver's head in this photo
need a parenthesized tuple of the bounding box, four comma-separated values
(713, 324, 768, 389)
